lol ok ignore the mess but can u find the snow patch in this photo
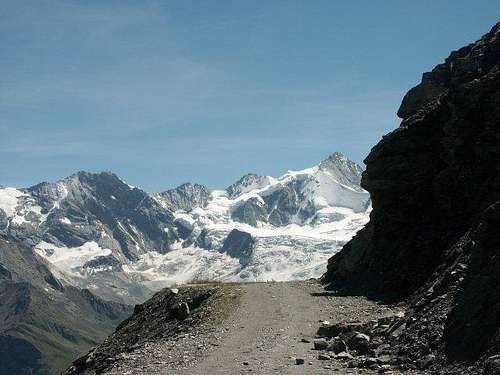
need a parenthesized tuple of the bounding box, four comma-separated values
(34, 241, 112, 275)
(0, 187, 26, 217)
(60, 217, 72, 225)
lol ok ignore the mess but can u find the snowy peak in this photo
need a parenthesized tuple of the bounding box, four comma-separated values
(318, 152, 364, 192)
(226, 174, 274, 198)
(224, 152, 369, 227)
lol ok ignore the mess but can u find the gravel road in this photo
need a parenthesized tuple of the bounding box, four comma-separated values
(177, 281, 397, 375)
(92, 281, 402, 374)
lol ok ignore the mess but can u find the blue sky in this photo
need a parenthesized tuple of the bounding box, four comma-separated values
(1, 1, 499, 191)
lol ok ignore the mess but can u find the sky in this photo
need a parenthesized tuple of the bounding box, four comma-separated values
(1, 1, 499, 191)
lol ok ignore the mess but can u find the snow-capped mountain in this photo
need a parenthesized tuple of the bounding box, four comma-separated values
(0, 153, 370, 303)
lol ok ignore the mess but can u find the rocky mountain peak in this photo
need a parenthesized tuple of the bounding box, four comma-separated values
(226, 173, 272, 198)
(318, 152, 364, 191)
(158, 182, 211, 212)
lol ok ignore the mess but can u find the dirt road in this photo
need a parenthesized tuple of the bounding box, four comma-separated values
(94, 281, 399, 374)
(179, 281, 395, 375)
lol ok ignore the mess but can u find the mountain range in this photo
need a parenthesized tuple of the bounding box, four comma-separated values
(0, 152, 370, 374)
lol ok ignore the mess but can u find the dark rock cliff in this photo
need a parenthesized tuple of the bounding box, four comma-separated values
(220, 229, 256, 265)
(322, 22, 500, 367)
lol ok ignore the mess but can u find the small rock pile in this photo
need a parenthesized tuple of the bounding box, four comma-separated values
(311, 314, 437, 373)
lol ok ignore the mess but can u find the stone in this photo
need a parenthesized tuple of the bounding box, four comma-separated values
(327, 337, 347, 354)
(374, 343, 391, 356)
(318, 354, 330, 361)
(317, 322, 366, 338)
(349, 333, 371, 355)
(378, 364, 392, 373)
(363, 357, 378, 367)
(174, 302, 190, 320)
(313, 339, 328, 350)
(347, 359, 360, 368)
(388, 322, 406, 339)
(336, 352, 354, 360)
(295, 358, 305, 365)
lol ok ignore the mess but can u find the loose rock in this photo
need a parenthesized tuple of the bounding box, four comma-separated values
(313, 339, 328, 350)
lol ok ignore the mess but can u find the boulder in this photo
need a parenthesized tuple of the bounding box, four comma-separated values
(174, 302, 190, 321)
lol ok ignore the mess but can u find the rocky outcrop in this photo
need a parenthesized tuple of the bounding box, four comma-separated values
(220, 229, 255, 265)
(322, 22, 500, 369)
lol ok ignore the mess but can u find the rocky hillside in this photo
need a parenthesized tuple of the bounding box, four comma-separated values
(0, 237, 132, 375)
(323, 22, 500, 372)
(64, 284, 241, 375)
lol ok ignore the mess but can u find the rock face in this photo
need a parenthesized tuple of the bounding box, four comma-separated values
(231, 197, 268, 227)
(323, 22, 500, 367)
